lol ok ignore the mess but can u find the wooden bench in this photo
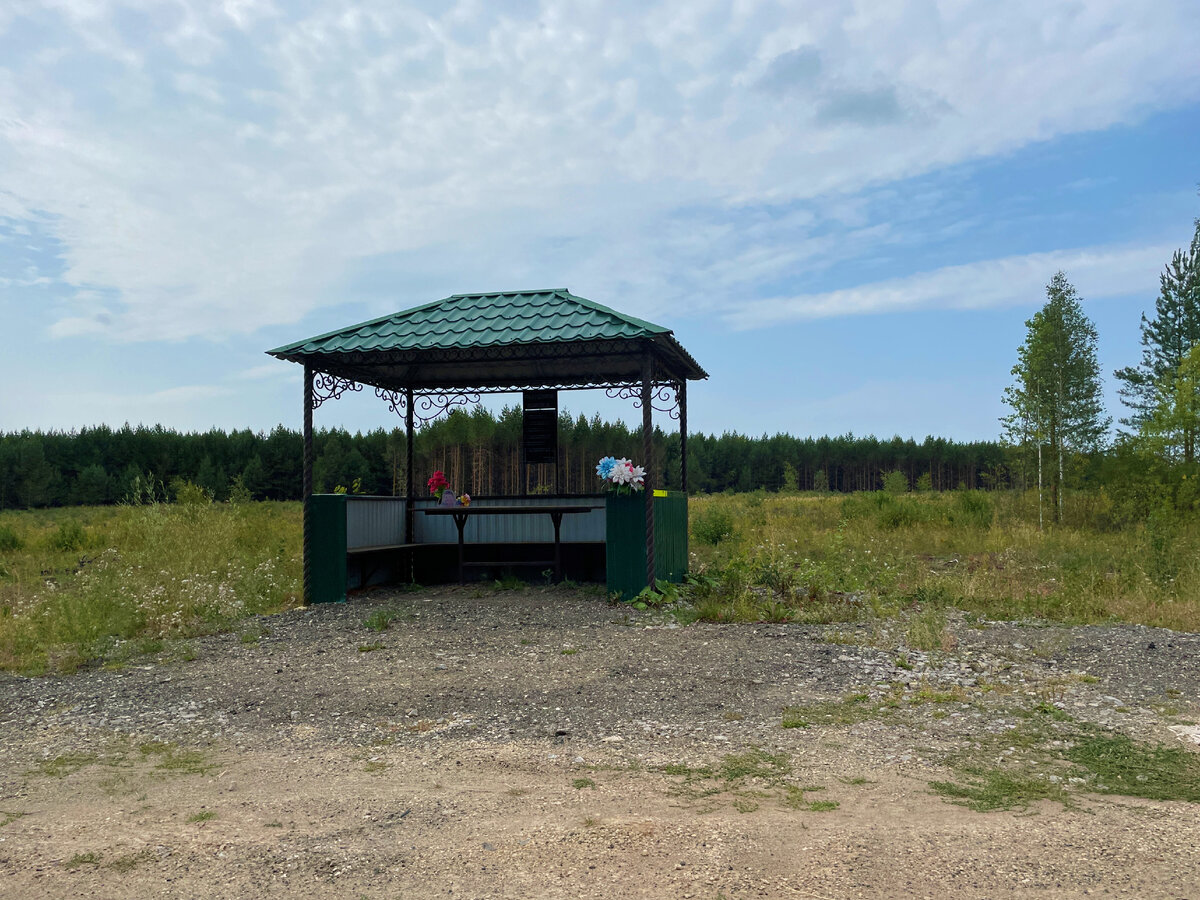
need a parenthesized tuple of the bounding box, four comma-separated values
(346, 542, 422, 555)
(345, 541, 424, 586)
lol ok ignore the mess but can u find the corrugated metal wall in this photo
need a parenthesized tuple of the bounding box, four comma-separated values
(346, 498, 407, 550)
(413, 496, 606, 543)
(344, 496, 608, 546)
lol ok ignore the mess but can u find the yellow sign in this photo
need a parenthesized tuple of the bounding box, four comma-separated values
(653, 489, 668, 497)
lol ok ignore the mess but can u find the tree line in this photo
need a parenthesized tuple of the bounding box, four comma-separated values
(0, 415, 1008, 510)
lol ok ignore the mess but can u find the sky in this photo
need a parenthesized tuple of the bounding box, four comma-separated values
(1, 0, 1198, 442)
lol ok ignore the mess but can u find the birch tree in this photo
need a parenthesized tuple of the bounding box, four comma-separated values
(1003, 272, 1109, 524)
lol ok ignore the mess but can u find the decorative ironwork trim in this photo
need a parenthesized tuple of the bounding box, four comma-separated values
(413, 391, 481, 424)
(374, 386, 480, 423)
(310, 373, 362, 409)
(321, 369, 679, 397)
(311, 369, 680, 420)
(605, 383, 680, 418)
(374, 387, 406, 417)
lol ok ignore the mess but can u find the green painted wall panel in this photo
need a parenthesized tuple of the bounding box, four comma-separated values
(308, 494, 347, 604)
(605, 491, 688, 601)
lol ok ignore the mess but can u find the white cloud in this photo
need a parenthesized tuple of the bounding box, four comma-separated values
(47, 313, 111, 338)
(140, 384, 234, 404)
(0, 379, 238, 431)
(726, 242, 1176, 329)
(0, 0, 1197, 342)
(234, 362, 295, 381)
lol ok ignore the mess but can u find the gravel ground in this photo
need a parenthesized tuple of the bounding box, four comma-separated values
(2, 585, 1199, 898)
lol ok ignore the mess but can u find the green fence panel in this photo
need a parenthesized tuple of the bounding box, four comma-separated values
(605, 491, 688, 601)
(307, 493, 347, 604)
(654, 491, 688, 585)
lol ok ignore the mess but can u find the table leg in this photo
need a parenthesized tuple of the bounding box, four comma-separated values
(453, 512, 468, 585)
(550, 511, 564, 582)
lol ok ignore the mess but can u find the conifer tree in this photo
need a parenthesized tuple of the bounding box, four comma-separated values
(1114, 217, 1200, 461)
(1139, 343, 1200, 464)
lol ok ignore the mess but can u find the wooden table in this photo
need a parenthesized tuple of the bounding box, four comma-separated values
(422, 504, 601, 584)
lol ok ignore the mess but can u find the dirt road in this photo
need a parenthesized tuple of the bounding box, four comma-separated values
(3, 587, 1199, 898)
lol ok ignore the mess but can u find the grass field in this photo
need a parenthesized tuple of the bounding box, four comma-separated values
(1, 489, 1196, 674)
(685, 489, 1200, 630)
(0, 500, 301, 674)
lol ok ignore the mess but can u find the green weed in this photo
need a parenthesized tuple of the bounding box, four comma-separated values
(142, 741, 216, 775)
(31, 751, 99, 777)
(0, 524, 23, 552)
(1066, 733, 1200, 802)
(47, 519, 87, 552)
(692, 506, 735, 546)
(363, 609, 397, 632)
(652, 749, 834, 813)
(931, 702, 1200, 812)
(930, 771, 1068, 812)
(804, 800, 840, 812)
(107, 849, 154, 873)
(905, 606, 954, 652)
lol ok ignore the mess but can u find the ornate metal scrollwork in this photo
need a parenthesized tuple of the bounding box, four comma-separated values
(311, 373, 362, 409)
(366, 380, 682, 419)
(604, 385, 640, 404)
(604, 383, 680, 419)
(655, 384, 682, 420)
(413, 391, 481, 424)
(374, 387, 406, 417)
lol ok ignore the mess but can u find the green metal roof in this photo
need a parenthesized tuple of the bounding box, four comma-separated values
(267, 289, 707, 390)
(270, 289, 673, 356)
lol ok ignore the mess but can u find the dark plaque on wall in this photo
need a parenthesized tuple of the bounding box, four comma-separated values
(523, 390, 558, 465)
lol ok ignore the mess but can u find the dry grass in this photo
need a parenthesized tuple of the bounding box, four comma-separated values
(685, 490, 1200, 631)
(0, 501, 301, 673)
(2, 490, 1194, 675)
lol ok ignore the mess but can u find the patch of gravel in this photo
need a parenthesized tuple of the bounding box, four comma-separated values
(2, 586, 1198, 769)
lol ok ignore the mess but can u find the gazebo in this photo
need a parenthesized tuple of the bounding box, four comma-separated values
(268, 288, 707, 603)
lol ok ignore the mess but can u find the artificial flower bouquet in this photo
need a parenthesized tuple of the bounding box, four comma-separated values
(427, 470, 450, 500)
(427, 470, 470, 506)
(596, 456, 645, 494)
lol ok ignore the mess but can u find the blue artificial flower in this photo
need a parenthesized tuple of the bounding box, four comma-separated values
(595, 456, 617, 480)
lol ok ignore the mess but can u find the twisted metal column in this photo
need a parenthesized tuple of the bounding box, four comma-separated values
(302, 364, 314, 606)
(678, 379, 688, 492)
(642, 351, 655, 590)
(405, 386, 414, 545)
